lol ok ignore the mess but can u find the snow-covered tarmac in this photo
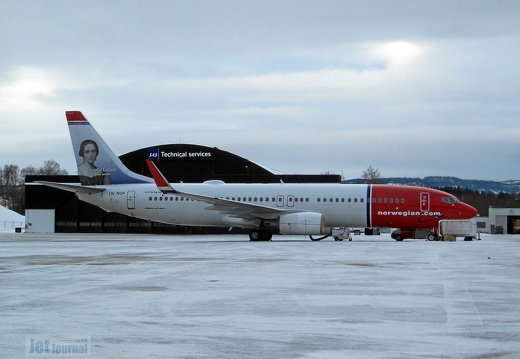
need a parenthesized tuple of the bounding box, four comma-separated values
(1, 232, 519, 358)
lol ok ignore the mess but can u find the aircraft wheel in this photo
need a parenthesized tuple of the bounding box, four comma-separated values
(261, 230, 273, 241)
(249, 230, 261, 241)
(427, 233, 438, 241)
(250, 229, 272, 241)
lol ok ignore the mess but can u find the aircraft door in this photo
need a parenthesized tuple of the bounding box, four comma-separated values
(127, 190, 136, 209)
(420, 192, 430, 212)
(276, 195, 284, 207)
(287, 195, 295, 207)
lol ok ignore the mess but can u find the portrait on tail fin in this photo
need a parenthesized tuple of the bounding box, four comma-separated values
(66, 111, 153, 186)
(77, 139, 112, 185)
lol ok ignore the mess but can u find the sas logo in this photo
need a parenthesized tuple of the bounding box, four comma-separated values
(147, 147, 159, 159)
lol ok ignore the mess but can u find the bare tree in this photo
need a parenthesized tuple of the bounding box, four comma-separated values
(38, 160, 68, 175)
(362, 165, 381, 184)
(0, 164, 20, 209)
(1, 160, 68, 214)
(20, 165, 38, 178)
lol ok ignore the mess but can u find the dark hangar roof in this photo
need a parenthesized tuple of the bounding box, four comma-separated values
(119, 143, 340, 183)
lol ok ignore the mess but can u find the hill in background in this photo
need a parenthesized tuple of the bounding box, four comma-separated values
(343, 176, 520, 194)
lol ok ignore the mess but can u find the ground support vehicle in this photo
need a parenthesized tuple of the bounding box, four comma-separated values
(391, 228, 434, 241)
(332, 227, 352, 241)
(391, 220, 476, 241)
(438, 219, 477, 241)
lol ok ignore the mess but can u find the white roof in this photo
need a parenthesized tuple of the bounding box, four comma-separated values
(0, 205, 24, 231)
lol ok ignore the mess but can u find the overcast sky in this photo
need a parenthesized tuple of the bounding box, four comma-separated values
(1, 1, 519, 181)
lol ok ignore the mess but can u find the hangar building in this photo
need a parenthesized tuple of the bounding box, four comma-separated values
(474, 208, 520, 235)
(25, 144, 340, 234)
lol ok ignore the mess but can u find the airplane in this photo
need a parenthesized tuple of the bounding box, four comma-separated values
(37, 111, 478, 241)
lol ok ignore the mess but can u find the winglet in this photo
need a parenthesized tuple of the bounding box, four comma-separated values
(146, 160, 179, 193)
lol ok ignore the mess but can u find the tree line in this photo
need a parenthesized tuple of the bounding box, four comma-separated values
(0, 160, 68, 214)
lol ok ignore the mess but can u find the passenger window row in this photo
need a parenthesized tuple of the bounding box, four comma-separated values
(149, 196, 193, 201)
(317, 197, 364, 203)
(371, 198, 406, 204)
(147, 196, 389, 203)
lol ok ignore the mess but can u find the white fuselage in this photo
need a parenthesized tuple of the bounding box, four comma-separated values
(78, 182, 369, 228)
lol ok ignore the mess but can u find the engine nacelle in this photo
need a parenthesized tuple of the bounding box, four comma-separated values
(279, 212, 325, 235)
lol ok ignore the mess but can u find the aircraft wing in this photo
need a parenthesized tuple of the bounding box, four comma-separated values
(146, 160, 293, 220)
(35, 181, 106, 195)
(183, 191, 287, 220)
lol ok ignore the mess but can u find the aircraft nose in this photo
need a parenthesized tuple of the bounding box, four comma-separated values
(463, 203, 478, 218)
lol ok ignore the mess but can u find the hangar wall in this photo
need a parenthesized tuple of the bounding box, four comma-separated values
(471, 208, 520, 235)
(488, 207, 520, 234)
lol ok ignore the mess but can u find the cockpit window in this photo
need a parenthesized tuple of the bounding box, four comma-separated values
(442, 197, 459, 204)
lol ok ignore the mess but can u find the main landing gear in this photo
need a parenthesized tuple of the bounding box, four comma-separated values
(249, 229, 273, 241)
